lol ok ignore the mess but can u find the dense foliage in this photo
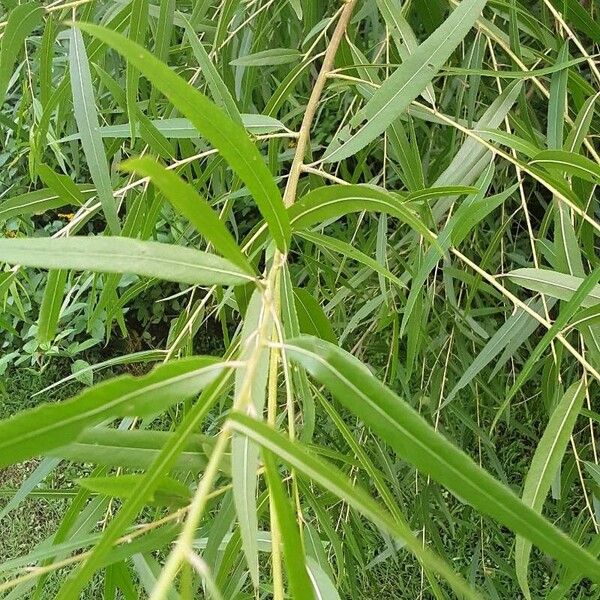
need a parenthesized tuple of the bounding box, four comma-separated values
(0, 0, 599, 597)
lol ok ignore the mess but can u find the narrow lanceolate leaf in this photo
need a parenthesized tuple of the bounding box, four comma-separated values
(290, 184, 437, 246)
(126, 0, 148, 139)
(183, 19, 241, 123)
(121, 157, 254, 274)
(230, 48, 302, 67)
(509, 268, 600, 307)
(232, 290, 270, 588)
(37, 269, 67, 345)
(57, 115, 285, 141)
(0, 186, 93, 221)
(530, 150, 600, 184)
(0, 357, 225, 468)
(76, 22, 291, 252)
(0, 237, 255, 287)
(0, 1, 43, 108)
(69, 28, 121, 234)
(285, 336, 600, 582)
(294, 288, 337, 344)
(505, 267, 600, 403)
(375, 0, 435, 105)
(565, 93, 598, 153)
(323, 0, 488, 162)
(262, 452, 314, 600)
(49, 428, 207, 472)
(37, 164, 87, 207)
(57, 369, 235, 600)
(515, 380, 587, 600)
(230, 414, 482, 600)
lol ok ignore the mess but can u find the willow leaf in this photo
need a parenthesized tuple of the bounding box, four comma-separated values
(0, 237, 255, 287)
(75, 22, 291, 251)
(285, 335, 600, 582)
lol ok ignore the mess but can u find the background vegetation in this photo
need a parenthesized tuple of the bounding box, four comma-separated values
(0, 0, 599, 598)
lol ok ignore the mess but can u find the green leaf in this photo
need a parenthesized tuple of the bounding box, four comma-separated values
(0, 186, 93, 221)
(515, 380, 587, 599)
(75, 21, 291, 252)
(509, 268, 600, 307)
(262, 451, 314, 600)
(56, 369, 234, 599)
(126, 0, 148, 139)
(530, 150, 600, 184)
(294, 287, 337, 344)
(0, 236, 255, 287)
(284, 335, 600, 582)
(121, 157, 254, 274)
(48, 428, 208, 473)
(564, 93, 598, 153)
(69, 28, 121, 234)
(229, 413, 482, 600)
(0, 357, 226, 468)
(232, 290, 269, 588)
(0, 1, 43, 108)
(57, 115, 286, 141)
(504, 267, 600, 405)
(375, 0, 436, 105)
(183, 18, 241, 124)
(230, 48, 302, 67)
(77, 474, 190, 507)
(37, 164, 87, 207)
(323, 0, 488, 162)
(290, 184, 437, 246)
(306, 557, 340, 600)
(547, 42, 569, 150)
(37, 269, 67, 345)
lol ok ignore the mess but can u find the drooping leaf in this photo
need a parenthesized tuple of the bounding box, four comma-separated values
(0, 357, 227, 468)
(37, 268, 67, 345)
(230, 48, 302, 67)
(515, 380, 588, 599)
(75, 22, 291, 252)
(290, 184, 436, 245)
(0, 1, 43, 108)
(531, 149, 600, 184)
(0, 237, 255, 287)
(69, 28, 121, 234)
(262, 451, 314, 600)
(323, 0, 488, 162)
(509, 268, 600, 307)
(284, 335, 600, 581)
(121, 157, 254, 274)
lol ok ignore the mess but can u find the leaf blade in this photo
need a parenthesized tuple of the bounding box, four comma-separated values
(75, 21, 291, 251)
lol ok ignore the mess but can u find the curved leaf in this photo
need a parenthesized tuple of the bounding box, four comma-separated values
(69, 28, 121, 234)
(0, 1, 43, 108)
(290, 184, 436, 245)
(284, 335, 600, 582)
(0, 357, 227, 468)
(323, 0, 488, 162)
(515, 380, 587, 599)
(509, 268, 600, 307)
(121, 157, 254, 274)
(0, 237, 255, 286)
(229, 413, 483, 600)
(75, 21, 291, 251)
